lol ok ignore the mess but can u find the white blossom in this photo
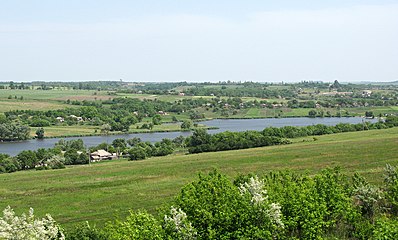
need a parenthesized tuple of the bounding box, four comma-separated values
(0, 206, 65, 240)
(267, 203, 284, 228)
(239, 176, 268, 205)
(164, 206, 196, 240)
(239, 176, 284, 228)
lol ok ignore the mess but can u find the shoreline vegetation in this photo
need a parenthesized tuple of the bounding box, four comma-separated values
(1, 119, 396, 175)
(33, 116, 376, 139)
(33, 126, 219, 140)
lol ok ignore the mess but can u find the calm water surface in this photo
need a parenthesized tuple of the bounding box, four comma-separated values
(0, 117, 376, 156)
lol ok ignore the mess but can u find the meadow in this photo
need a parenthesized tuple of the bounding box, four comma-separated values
(0, 127, 397, 229)
(0, 89, 109, 113)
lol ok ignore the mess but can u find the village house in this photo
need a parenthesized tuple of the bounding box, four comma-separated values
(69, 115, 83, 121)
(157, 111, 168, 115)
(56, 117, 64, 122)
(90, 149, 117, 161)
(362, 90, 372, 97)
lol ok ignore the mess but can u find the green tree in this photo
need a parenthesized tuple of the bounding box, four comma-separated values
(127, 137, 141, 147)
(308, 109, 317, 118)
(104, 210, 164, 239)
(35, 128, 45, 139)
(128, 147, 147, 160)
(181, 120, 192, 130)
(152, 114, 162, 125)
(16, 150, 38, 169)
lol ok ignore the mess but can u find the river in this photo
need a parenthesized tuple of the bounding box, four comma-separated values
(0, 117, 377, 156)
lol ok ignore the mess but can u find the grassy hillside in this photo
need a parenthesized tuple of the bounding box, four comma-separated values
(0, 128, 397, 229)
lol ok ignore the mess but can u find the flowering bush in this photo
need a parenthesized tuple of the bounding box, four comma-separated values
(239, 176, 284, 228)
(0, 206, 64, 240)
(164, 206, 197, 240)
(174, 170, 284, 239)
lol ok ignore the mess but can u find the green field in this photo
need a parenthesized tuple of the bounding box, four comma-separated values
(0, 89, 112, 113)
(34, 125, 100, 137)
(0, 128, 397, 229)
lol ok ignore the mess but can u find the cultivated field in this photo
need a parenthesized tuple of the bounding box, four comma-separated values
(0, 128, 397, 229)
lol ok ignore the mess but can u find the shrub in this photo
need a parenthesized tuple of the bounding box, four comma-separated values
(0, 206, 64, 239)
(104, 210, 164, 239)
(66, 222, 105, 240)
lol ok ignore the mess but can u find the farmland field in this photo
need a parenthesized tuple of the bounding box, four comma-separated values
(0, 127, 397, 229)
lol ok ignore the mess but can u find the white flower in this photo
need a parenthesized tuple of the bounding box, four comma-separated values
(239, 176, 284, 229)
(239, 176, 268, 205)
(267, 203, 284, 228)
(0, 206, 65, 240)
(164, 206, 196, 240)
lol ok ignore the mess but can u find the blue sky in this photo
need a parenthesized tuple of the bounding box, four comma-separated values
(1, 1, 397, 82)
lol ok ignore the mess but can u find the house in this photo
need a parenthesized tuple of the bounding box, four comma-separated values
(157, 111, 168, 115)
(69, 115, 83, 121)
(178, 92, 185, 96)
(362, 90, 372, 97)
(56, 117, 64, 122)
(90, 149, 116, 161)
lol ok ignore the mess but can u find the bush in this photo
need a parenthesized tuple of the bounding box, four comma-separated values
(104, 210, 164, 239)
(373, 217, 398, 240)
(174, 170, 283, 239)
(66, 222, 105, 240)
(0, 206, 64, 239)
(128, 147, 147, 160)
(0, 155, 20, 173)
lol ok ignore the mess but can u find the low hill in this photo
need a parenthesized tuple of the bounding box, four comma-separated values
(0, 128, 397, 228)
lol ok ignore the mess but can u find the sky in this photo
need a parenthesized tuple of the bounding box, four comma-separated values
(0, 0, 397, 82)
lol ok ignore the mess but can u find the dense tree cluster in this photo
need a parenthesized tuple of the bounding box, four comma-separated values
(128, 139, 175, 160)
(0, 122, 30, 141)
(0, 139, 89, 173)
(186, 129, 286, 154)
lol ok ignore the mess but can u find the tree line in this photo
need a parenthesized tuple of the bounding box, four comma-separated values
(185, 116, 398, 154)
(1, 117, 397, 174)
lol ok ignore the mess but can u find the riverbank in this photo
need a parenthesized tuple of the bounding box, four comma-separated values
(0, 117, 379, 156)
(30, 123, 217, 139)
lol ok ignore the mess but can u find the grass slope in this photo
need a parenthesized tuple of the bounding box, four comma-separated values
(0, 128, 397, 228)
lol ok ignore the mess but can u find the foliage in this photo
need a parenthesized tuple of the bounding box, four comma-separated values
(260, 169, 359, 239)
(0, 154, 19, 173)
(384, 164, 398, 213)
(372, 217, 398, 240)
(104, 210, 164, 240)
(163, 206, 197, 240)
(180, 120, 192, 130)
(0, 206, 64, 240)
(64, 149, 88, 165)
(174, 170, 283, 239)
(127, 137, 141, 147)
(65, 222, 105, 240)
(0, 122, 30, 141)
(128, 146, 147, 160)
(36, 127, 45, 139)
(352, 173, 385, 218)
(186, 129, 285, 153)
(152, 114, 162, 125)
